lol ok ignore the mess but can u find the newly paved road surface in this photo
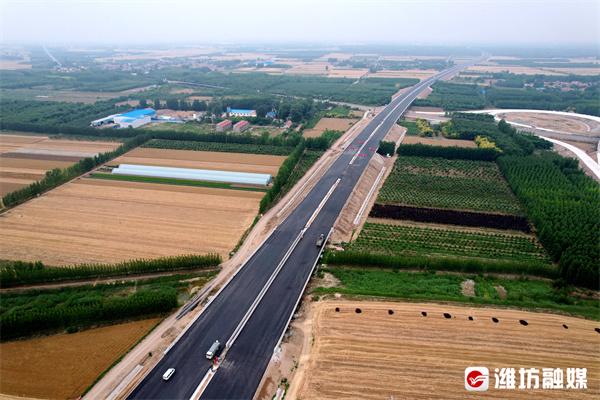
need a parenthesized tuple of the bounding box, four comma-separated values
(128, 63, 467, 400)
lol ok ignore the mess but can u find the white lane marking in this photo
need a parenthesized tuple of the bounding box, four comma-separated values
(348, 121, 383, 165)
(272, 226, 334, 352)
(353, 166, 386, 225)
(189, 367, 215, 400)
(225, 228, 305, 351)
(347, 71, 449, 166)
(164, 221, 276, 355)
(305, 178, 341, 229)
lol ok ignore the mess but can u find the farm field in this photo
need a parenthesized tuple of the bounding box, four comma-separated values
(367, 69, 438, 80)
(466, 63, 600, 76)
(0, 177, 263, 265)
(0, 60, 31, 70)
(466, 64, 566, 75)
(326, 68, 368, 79)
(377, 156, 523, 215)
(0, 88, 126, 103)
(402, 135, 477, 148)
(112, 147, 286, 176)
(0, 318, 160, 399)
(0, 134, 119, 196)
(303, 117, 357, 138)
(294, 300, 600, 399)
(142, 139, 294, 156)
(348, 221, 550, 264)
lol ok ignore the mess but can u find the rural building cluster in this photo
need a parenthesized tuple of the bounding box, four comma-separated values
(91, 106, 261, 132)
(90, 108, 156, 129)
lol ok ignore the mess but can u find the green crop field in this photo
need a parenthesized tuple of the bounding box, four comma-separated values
(397, 120, 419, 135)
(142, 139, 294, 155)
(378, 156, 523, 215)
(348, 222, 551, 264)
(315, 268, 600, 320)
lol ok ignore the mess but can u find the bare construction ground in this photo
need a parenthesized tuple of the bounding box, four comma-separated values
(0, 318, 160, 400)
(303, 118, 358, 138)
(0, 134, 119, 196)
(0, 177, 263, 265)
(292, 300, 600, 399)
(495, 112, 600, 136)
(113, 147, 286, 176)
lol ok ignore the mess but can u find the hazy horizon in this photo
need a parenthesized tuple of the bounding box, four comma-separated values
(1, 0, 598, 47)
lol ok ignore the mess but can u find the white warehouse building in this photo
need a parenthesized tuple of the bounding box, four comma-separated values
(112, 164, 273, 186)
(91, 108, 156, 129)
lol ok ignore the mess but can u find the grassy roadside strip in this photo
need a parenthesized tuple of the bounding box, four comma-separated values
(323, 251, 557, 279)
(0, 254, 221, 288)
(88, 173, 267, 192)
(314, 267, 600, 320)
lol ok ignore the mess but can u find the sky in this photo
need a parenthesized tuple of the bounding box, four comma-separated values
(0, 0, 598, 46)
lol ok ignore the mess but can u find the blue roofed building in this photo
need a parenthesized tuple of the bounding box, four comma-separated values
(90, 108, 156, 129)
(226, 107, 257, 118)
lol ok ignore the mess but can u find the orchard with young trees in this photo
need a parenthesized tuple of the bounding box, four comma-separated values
(498, 153, 599, 289)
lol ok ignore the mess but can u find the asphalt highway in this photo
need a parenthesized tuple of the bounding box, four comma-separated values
(128, 63, 467, 400)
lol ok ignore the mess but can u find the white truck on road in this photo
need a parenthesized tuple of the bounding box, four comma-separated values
(206, 340, 221, 359)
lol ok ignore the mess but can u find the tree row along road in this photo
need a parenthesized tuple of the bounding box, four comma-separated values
(127, 62, 471, 400)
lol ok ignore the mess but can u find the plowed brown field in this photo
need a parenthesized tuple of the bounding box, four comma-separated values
(0, 318, 159, 399)
(0, 134, 119, 196)
(295, 301, 599, 399)
(304, 118, 358, 138)
(0, 177, 263, 265)
(114, 147, 286, 175)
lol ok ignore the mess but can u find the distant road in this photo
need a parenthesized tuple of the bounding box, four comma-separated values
(42, 45, 62, 68)
(128, 62, 471, 400)
(165, 80, 226, 90)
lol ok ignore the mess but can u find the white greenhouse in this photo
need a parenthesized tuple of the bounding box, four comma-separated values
(111, 164, 272, 186)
